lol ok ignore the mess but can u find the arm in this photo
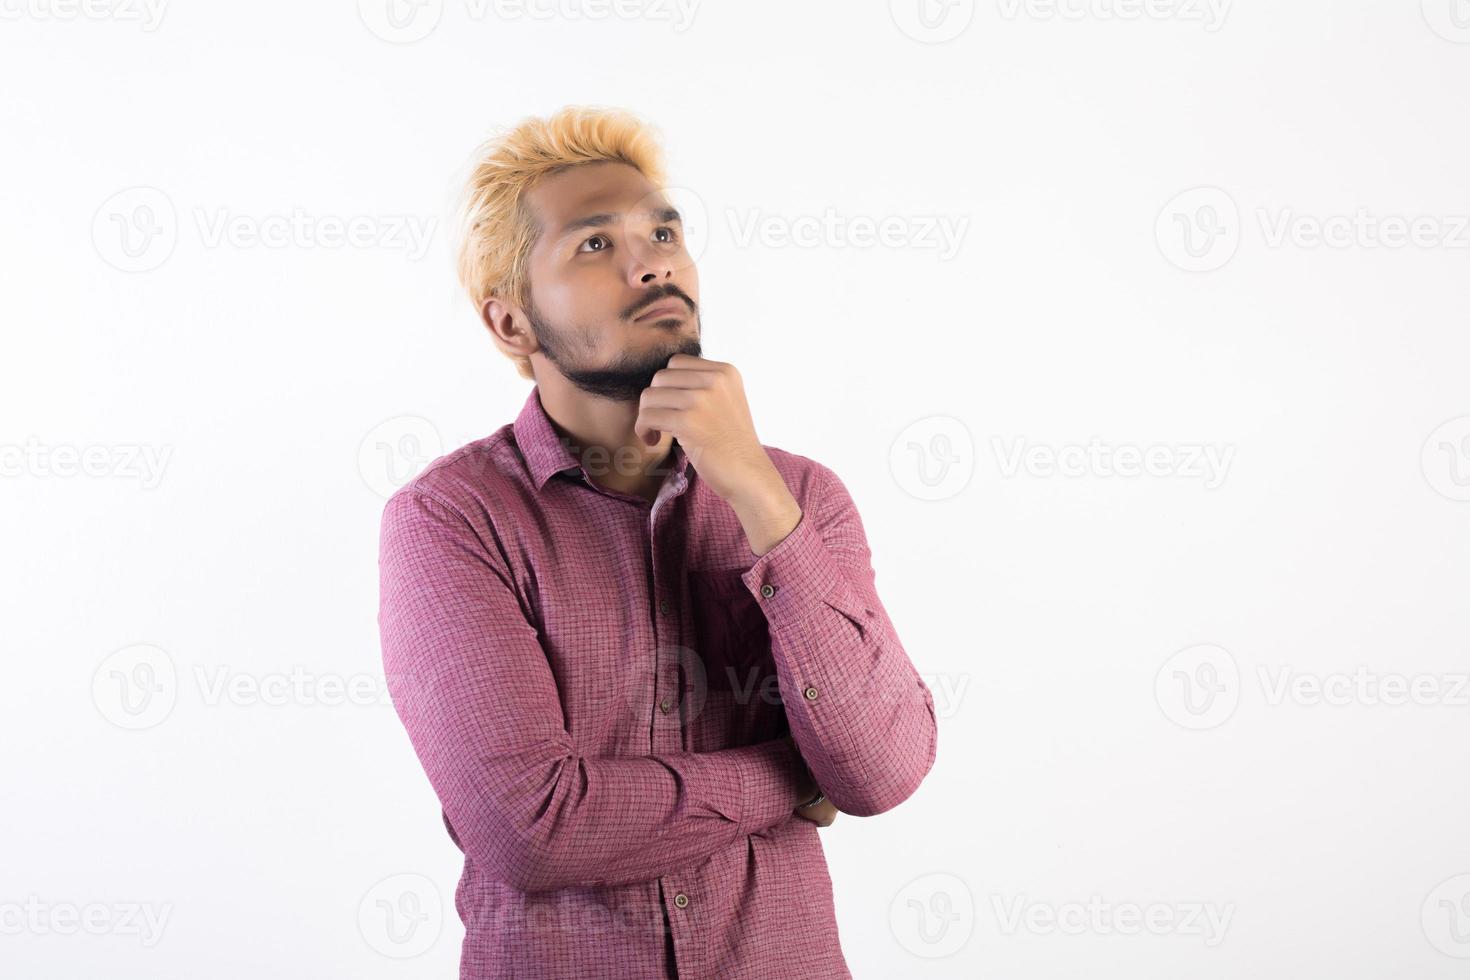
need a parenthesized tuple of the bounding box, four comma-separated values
(737, 464, 939, 817)
(379, 488, 812, 893)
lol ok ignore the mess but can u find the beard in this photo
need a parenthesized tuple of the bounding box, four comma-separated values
(527, 293, 702, 401)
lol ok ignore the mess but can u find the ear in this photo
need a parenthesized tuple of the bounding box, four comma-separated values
(482, 295, 537, 360)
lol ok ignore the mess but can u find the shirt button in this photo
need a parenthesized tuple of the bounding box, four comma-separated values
(673, 893, 689, 909)
(660, 698, 672, 713)
(658, 599, 671, 615)
(760, 583, 776, 599)
(803, 686, 819, 701)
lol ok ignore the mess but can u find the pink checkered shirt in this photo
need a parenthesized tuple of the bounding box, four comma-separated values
(378, 386, 938, 979)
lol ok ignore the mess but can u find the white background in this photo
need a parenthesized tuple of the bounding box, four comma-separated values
(4, 0, 1470, 977)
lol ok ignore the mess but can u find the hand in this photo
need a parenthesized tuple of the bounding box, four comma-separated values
(794, 796, 839, 828)
(634, 355, 780, 507)
(789, 749, 838, 827)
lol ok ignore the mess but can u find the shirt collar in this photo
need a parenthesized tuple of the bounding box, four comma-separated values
(513, 385, 689, 491)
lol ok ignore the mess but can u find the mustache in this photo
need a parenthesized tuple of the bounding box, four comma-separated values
(623, 284, 697, 321)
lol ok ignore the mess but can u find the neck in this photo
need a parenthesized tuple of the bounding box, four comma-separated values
(535, 373, 677, 502)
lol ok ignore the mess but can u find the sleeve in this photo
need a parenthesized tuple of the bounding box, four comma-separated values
(378, 488, 811, 893)
(738, 464, 939, 817)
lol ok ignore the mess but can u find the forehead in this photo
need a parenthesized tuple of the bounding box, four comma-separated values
(525, 161, 667, 243)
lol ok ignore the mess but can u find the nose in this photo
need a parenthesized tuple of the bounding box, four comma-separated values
(626, 255, 675, 288)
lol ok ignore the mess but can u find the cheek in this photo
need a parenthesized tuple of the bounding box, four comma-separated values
(536, 268, 604, 325)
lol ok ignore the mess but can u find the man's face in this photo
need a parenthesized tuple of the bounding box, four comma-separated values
(519, 160, 701, 401)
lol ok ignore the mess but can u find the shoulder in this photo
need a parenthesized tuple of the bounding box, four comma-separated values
(383, 424, 530, 524)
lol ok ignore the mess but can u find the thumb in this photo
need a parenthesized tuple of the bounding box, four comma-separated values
(633, 410, 660, 447)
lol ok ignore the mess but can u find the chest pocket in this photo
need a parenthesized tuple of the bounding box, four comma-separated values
(687, 568, 775, 694)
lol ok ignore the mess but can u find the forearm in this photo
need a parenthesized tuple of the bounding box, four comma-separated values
(733, 467, 939, 817)
(392, 664, 812, 892)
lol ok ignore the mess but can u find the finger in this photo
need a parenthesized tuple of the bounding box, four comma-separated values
(638, 387, 697, 410)
(665, 353, 723, 371)
(632, 406, 663, 446)
(648, 368, 717, 389)
(635, 407, 684, 443)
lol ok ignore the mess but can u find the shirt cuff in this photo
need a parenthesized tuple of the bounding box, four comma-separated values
(739, 506, 858, 632)
(729, 739, 809, 836)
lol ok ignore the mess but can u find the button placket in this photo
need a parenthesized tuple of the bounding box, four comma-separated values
(647, 472, 691, 751)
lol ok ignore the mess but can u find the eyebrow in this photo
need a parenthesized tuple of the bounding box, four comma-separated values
(558, 206, 682, 238)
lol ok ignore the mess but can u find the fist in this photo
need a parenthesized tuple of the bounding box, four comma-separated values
(794, 797, 839, 828)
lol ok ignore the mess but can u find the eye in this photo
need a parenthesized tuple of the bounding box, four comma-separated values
(652, 226, 680, 244)
(579, 234, 611, 253)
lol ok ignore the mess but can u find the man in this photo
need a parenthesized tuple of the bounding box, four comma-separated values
(378, 106, 938, 979)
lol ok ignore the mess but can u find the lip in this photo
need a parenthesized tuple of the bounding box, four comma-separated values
(633, 300, 688, 321)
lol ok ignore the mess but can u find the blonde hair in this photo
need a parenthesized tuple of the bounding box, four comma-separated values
(454, 106, 669, 380)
